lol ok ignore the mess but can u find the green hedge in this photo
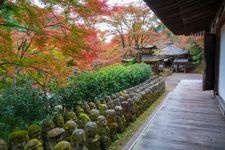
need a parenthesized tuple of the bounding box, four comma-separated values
(60, 63, 152, 106)
(0, 63, 151, 139)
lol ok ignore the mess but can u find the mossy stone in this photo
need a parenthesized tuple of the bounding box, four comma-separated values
(75, 105, 84, 115)
(100, 104, 108, 115)
(90, 109, 100, 122)
(0, 139, 7, 150)
(88, 102, 97, 110)
(10, 130, 29, 150)
(53, 141, 71, 150)
(24, 139, 43, 150)
(53, 114, 65, 128)
(78, 113, 91, 128)
(64, 121, 78, 141)
(47, 128, 65, 139)
(28, 124, 41, 139)
(10, 130, 29, 141)
(64, 111, 78, 123)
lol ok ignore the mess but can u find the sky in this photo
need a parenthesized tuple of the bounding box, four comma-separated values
(107, 0, 141, 5)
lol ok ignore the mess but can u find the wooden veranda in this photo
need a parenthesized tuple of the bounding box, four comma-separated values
(130, 80, 225, 150)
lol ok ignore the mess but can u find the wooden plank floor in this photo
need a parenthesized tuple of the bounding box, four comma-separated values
(131, 80, 225, 150)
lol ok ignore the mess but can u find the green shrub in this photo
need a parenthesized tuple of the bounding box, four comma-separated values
(60, 63, 151, 106)
(187, 40, 203, 65)
(0, 84, 59, 139)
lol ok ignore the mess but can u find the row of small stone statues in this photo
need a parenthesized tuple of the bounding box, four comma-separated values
(0, 77, 165, 150)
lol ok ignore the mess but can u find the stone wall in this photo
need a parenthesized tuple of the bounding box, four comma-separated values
(0, 77, 165, 150)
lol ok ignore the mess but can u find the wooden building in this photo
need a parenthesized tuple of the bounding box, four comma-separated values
(144, 0, 225, 114)
(155, 43, 189, 72)
(135, 45, 163, 73)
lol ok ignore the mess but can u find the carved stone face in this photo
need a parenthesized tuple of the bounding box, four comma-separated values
(47, 128, 65, 148)
(53, 115, 65, 128)
(11, 140, 27, 150)
(84, 122, 97, 138)
(28, 124, 42, 140)
(42, 119, 54, 137)
(0, 139, 7, 150)
(64, 121, 78, 140)
(106, 109, 116, 123)
(75, 105, 85, 115)
(10, 130, 29, 150)
(64, 111, 78, 123)
(97, 115, 108, 126)
(90, 109, 100, 121)
(88, 102, 97, 110)
(83, 102, 91, 114)
(71, 129, 86, 145)
(114, 106, 123, 115)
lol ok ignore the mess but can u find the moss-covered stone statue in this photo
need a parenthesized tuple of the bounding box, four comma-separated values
(28, 124, 42, 142)
(41, 119, 55, 150)
(47, 128, 65, 149)
(121, 101, 132, 124)
(105, 109, 118, 141)
(0, 139, 7, 150)
(24, 139, 43, 150)
(78, 113, 91, 129)
(53, 114, 65, 128)
(95, 100, 108, 115)
(97, 115, 111, 150)
(127, 99, 137, 122)
(84, 122, 100, 150)
(89, 109, 100, 122)
(74, 105, 85, 116)
(9, 130, 29, 150)
(82, 102, 91, 114)
(63, 121, 78, 142)
(88, 102, 97, 110)
(63, 111, 78, 123)
(114, 106, 127, 133)
(71, 129, 88, 150)
(53, 141, 71, 150)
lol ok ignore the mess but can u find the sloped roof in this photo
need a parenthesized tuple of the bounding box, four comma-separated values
(156, 44, 188, 56)
(144, 0, 222, 35)
(141, 54, 162, 62)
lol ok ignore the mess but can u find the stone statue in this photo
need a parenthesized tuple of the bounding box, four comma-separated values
(53, 114, 65, 128)
(78, 113, 91, 129)
(63, 121, 78, 142)
(28, 124, 42, 142)
(105, 109, 118, 141)
(47, 128, 65, 149)
(53, 141, 71, 150)
(0, 139, 7, 150)
(88, 102, 97, 110)
(127, 99, 137, 122)
(114, 106, 127, 133)
(121, 101, 132, 125)
(74, 105, 85, 116)
(41, 119, 54, 150)
(97, 115, 111, 150)
(89, 109, 100, 122)
(9, 130, 29, 150)
(63, 111, 78, 123)
(84, 122, 100, 150)
(71, 129, 88, 150)
(82, 102, 91, 114)
(24, 139, 43, 150)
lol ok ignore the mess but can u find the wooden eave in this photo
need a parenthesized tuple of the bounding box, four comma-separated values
(144, 0, 222, 35)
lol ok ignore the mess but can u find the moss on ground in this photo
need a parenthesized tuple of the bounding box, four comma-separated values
(109, 91, 169, 150)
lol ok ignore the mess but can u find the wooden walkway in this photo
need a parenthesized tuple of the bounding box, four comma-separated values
(131, 80, 225, 150)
